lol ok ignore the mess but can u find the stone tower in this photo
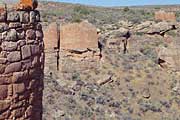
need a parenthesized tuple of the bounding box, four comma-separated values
(0, 1, 44, 120)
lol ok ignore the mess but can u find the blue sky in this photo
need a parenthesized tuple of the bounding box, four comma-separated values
(50, 0, 180, 6)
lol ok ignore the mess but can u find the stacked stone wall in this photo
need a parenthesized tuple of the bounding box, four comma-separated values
(0, 5, 44, 120)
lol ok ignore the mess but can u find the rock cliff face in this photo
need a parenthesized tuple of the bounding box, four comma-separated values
(0, 3, 44, 120)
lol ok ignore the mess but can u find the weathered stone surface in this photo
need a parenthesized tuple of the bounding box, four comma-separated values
(7, 51, 21, 62)
(60, 21, 98, 50)
(12, 71, 28, 83)
(17, 40, 26, 47)
(9, 22, 22, 29)
(26, 29, 36, 40)
(0, 74, 11, 85)
(36, 30, 43, 40)
(7, 11, 20, 22)
(5, 62, 22, 74)
(0, 23, 8, 33)
(44, 22, 58, 49)
(0, 101, 10, 113)
(1, 41, 18, 51)
(19, 11, 29, 23)
(0, 85, 8, 100)
(13, 83, 25, 94)
(4, 29, 18, 41)
(30, 11, 36, 23)
(22, 59, 32, 70)
(31, 45, 40, 55)
(17, 31, 25, 40)
(155, 10, 176, 22)
(11, 107, 25, 118)
(0, 64, 6, 74)
(21, 45, 31, 59)
(0, 11, 6, 22)
(0, 58, 7, 64)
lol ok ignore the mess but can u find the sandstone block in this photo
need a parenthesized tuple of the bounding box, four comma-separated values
(31, 45, 40, 55)
(0, 75, 11, 85)
(13, 83, 25, 94)
(9, 22, 22, 29)
(7, 51, 21, 62)
(17, 30, 25, 40)
(30, 11, 36, 23)
(22, 59, 32, 70)
(0, 11, 6, 22)
(12, 71, 28, 83)
(4, 29, 18, 42)
(0, 64, 6, 74)
(5, 62, 22, 74)
(0, 85, 8, 100)
(32, 56, 40, 67)
(19, 11, 29, 23)
(7, 11, 20, 22)
(1, 41, 18, 51)
(0, 23, 8, 33)
(17, 40, 26, 47)
(21, 45, 31, 59)
(0, 58, 7, 64)
(0, 100, 10, 113)
(26, 29, 36, 40)
(36, 30, 43, 40)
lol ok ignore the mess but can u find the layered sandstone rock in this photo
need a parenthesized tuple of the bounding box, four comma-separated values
(155, 10, 176, 22)
(0, 3, 44, 120)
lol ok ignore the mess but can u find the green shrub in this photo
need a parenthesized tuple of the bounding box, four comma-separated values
(74, 6, 90, 15)
(71, 13, 82, 23)
(123, 7, 130, 12)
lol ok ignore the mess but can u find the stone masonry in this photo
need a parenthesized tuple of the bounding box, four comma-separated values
(0, 2, 44, 120)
